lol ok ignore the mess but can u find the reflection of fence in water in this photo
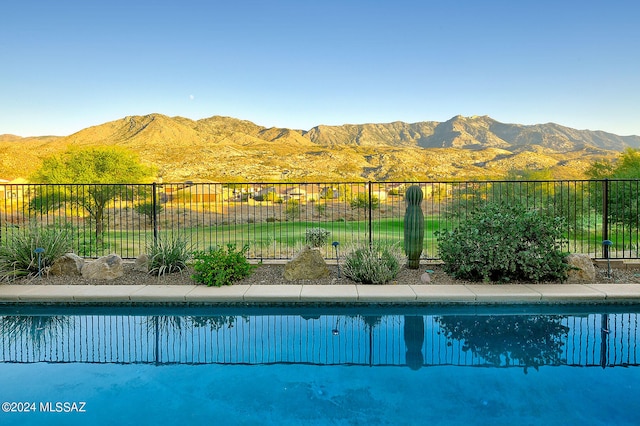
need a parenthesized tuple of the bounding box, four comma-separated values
(1, 313, 639, 368)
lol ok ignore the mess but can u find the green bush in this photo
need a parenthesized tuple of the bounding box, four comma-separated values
(191, 243, 256, 287)
(0, 224, 73, 281)
(342, 244, 404, 284)
(147, 234, 191, 277)
(435, 202, 570, 282)
(305, 227, 331, 248)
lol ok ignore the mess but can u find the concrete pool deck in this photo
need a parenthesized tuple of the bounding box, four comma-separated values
(2, 283, 640, 305)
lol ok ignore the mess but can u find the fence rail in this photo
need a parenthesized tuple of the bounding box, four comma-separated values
(1, 180, 639, 260)
(1, 312, 638, 369)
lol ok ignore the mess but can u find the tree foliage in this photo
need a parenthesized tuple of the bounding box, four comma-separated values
(587, 148, 640, 230)
(31, 146, 156, 184)
(445, 169, 586, 232)
(29, 147, 156, 238)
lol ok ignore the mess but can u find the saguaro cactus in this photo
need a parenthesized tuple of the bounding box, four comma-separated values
(404, 185, 424, 269)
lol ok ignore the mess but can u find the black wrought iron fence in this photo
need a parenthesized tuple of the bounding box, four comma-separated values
(1, 180, 639, 260)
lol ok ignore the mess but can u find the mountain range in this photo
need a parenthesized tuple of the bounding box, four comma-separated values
(1, 114, 639, 182)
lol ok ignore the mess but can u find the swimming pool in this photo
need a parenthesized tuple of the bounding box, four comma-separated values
(1, 305, 640, 425)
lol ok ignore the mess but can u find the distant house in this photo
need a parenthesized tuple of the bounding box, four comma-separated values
(369, 184, 388, 202)
(253, 186, 278, 202)
(386, 183, 438, 199)
(173, 183, 223, 203)
(386, 183, 406, 195)
(282, 186, 307, 202)
(319, 186, 341, 199)
(319, 184, 388, 202)
(0, 178, 28, 201)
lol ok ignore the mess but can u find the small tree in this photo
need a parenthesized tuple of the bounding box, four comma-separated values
(135, 201, 164, 225)
(285, 199, 300, 220)
(30, 147, 156, 242)
(349, 193, 380, 211)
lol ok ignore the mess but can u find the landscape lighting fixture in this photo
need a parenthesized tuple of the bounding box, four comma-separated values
(602, 240, 613, 278)
(332, 241, 341, 278)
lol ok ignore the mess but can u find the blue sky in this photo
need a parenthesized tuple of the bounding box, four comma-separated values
(2, 0, 638, 137)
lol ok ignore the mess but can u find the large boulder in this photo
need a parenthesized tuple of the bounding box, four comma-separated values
(50, 253, 85, 276)
(565, 253, 596, 283)
(81, 253, 124, 280)
(284, 247, 330, 281)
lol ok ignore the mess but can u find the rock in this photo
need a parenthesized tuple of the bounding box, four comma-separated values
(134, 254, 150, 272)
(81, 253, 124, 280)
(284, 247, 330, 281)
(50, 253, 85, 276)
(420, 272, 431, 283)
(565, 253, 596, 283)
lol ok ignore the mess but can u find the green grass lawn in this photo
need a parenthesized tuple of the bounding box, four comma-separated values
(95, 216, 459, 259)
(2, 215, 630, 260)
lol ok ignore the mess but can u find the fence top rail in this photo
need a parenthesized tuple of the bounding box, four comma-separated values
(8, 179, 640, 186)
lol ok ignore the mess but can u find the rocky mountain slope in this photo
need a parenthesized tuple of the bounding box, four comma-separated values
(1, 114, 638, 182)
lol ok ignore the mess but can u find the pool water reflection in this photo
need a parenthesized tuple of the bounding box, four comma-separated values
(1, 305, 639, 425)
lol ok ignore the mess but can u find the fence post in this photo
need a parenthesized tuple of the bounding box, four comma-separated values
(368, 181, 373, 248)
(602, 178, 609, 258)
(152, 182, 158, 245)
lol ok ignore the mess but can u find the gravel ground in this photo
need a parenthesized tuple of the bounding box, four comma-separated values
(11, 261, 640, 286)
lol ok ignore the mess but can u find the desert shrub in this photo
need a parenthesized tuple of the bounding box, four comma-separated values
(342, 244, 404, 284)
(349, 193, 380, 210)
(305, 228, 331, 248)
(254, 190, 278, 202)
(435, 202, 570, 282)
(191, 243, 256, 287)
(285, 199, 300, 220)
(0, 223, 73, 281)
(147, 234, 191, 276)
(135, 201, 164, 225)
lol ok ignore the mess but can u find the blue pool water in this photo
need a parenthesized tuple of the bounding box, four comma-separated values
(1, 305, 640, 425)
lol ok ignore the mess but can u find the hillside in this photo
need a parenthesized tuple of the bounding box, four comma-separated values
(1, 114, 638, 182)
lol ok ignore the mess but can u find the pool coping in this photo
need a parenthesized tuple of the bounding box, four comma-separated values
(2, 283, 640, 305)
